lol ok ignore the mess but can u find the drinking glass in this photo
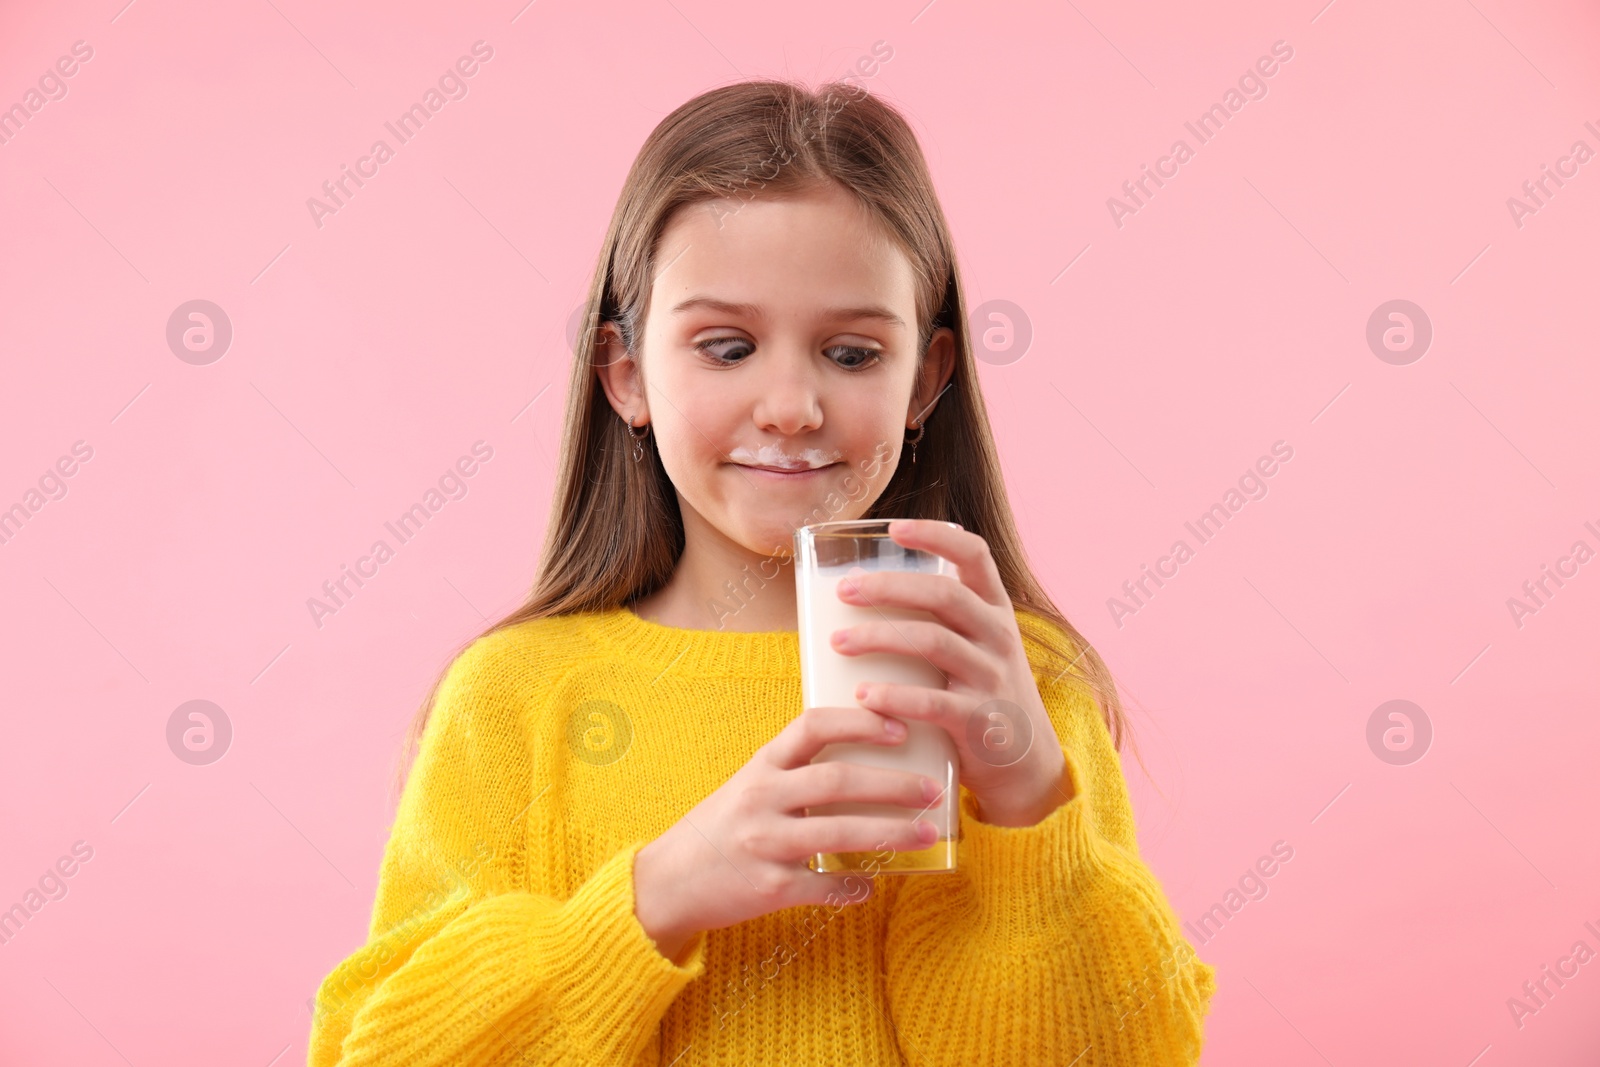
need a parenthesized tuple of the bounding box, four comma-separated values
(793, 518, 962, 875)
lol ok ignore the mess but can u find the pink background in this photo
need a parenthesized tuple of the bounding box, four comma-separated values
(2, 1, 1597, 1063)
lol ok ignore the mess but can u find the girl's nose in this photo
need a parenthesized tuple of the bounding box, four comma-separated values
(751, 349, 824, 435)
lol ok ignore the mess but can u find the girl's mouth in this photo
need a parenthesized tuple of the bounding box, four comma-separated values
(732, 462, 841, 482)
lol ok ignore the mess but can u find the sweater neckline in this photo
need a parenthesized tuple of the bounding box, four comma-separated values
(583, 604, 801, 678)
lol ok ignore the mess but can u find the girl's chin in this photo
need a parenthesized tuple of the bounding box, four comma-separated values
(717, 514, 843, 559)
(714, 529, 797, 562)
(732, 511, 809, 538)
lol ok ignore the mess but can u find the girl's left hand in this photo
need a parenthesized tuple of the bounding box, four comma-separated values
(830, 518, 1075, 828)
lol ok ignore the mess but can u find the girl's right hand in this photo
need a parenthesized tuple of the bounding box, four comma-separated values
(632, 704, 941, 963)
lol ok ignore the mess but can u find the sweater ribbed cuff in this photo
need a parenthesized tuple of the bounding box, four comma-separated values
(544, 842, 709, 1060)
(956, 744, 1113, 953)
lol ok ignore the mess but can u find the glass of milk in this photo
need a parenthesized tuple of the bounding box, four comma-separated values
(794, 518, 962, 876)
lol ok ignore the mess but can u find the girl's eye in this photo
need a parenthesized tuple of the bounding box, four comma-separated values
(693, 337, 753, 364)
(692, 338, 882, 371)
(829, 345, 882, 370)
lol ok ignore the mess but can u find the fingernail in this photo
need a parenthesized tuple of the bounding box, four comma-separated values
(915, 820, 937, 843)
(921, 777, 939, 801)
(884, 719, 907, 739)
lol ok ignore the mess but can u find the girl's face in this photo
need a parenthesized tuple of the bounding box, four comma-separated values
(597, 181, 955, 563)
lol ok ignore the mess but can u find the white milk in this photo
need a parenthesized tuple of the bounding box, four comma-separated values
(796, 555, 960, 874)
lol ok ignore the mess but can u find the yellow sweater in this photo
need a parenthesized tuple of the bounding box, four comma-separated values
(308, 605, 1215, 1066)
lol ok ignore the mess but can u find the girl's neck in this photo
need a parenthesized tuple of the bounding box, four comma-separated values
(630, 533, 799, 634)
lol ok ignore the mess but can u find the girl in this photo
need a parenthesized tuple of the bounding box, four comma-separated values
(309, 79, 1214, 1066)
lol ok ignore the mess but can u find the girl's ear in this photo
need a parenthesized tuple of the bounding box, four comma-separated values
(593, 320, 648, 425)
(908, 326, 957, 428)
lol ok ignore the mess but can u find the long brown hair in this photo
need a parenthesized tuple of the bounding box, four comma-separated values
(392, 78, 1144, 802)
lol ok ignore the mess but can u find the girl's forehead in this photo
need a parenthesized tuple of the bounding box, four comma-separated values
(653, 197, 916, 317)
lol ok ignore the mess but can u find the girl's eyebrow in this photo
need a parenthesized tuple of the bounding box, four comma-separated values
(670, 295, 906, 330)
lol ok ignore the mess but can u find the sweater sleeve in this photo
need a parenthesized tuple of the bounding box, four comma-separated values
(880, 623, 1216, 1066)
(306, 635, 711, 1067)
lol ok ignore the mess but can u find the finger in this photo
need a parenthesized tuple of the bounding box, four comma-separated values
(776, 811, 935, 867)
(854, 680, 969, 737)
(777, 760, 938, 816)
(835, 566, 994, 645)
(831, 618, 989, 689)
(765, 705, 907, 771)
(887, 518, 1009, 608)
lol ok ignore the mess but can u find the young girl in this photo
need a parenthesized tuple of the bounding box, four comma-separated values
(309, 79, 1214, 1066)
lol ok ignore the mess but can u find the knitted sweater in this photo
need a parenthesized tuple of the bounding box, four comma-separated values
(307, 605, 1215, 1066)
